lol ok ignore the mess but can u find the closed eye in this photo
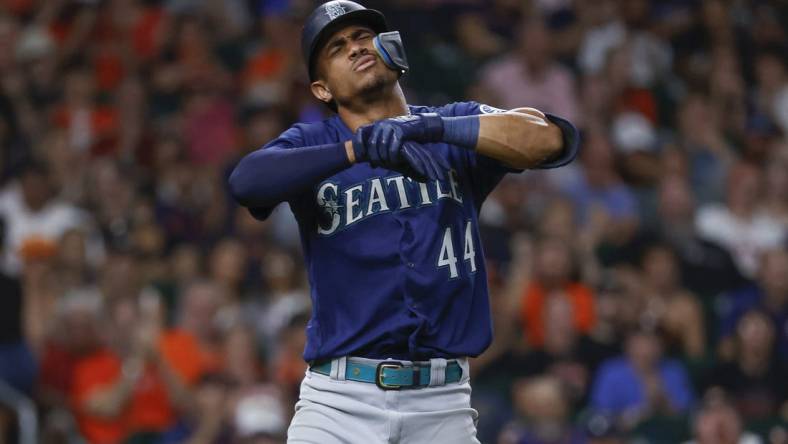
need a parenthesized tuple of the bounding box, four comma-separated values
(354, 30, 373, 41)
(325, 28, 375, 58)
(327, 40, 344, 57)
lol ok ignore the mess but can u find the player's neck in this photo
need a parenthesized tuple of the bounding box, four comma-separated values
(337, 83, 408, 132)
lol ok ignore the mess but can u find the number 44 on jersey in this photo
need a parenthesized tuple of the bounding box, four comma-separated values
(437, 220, 477, 279)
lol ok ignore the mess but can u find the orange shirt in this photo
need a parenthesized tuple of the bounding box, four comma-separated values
(71, 330, 210, 444)
(242, 48, 288, 86)
(52, 105, 119, 156)
(520, 281, 596, 347)
(71, 350, 125, 444)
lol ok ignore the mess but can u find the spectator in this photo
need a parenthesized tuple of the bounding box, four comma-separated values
(586, 272, 628, 360)
(240, 13, 300, 108)
(252, 246, 309, 355)
(98, 250, 144, 303)
(70, 293, 205, 443)
(535, 197, 602, 284)
(650, 175, 745, 298)
(717, 247, 788, 361)
(610, 111, 661, 193)
(209, 237, 249, 301)
(478, 15, 579, 123)
(499, 375, 586, 444)
(520, 237, 595, 348)
(536, 197, 576, 244)
(169, 244, 203, 289)
(708, 309, 788, 422)
(683, 389, 763, 444)
(590, 328, 695, 426)
(175, 280, 226, 372)
(223, 325, 289, 442)
(39, 291, 104, 400)
(696, 161, 785, 278)
(156, 373, 234, 444)
(677, 93, 735, 205)
(708, 45, 748, 142)
(84, 159, 136, 249)
(752, 47, 787, 131)
(38, 289, 103, 441)
(518, 293, 618, 410)
(0, 160, 102, 276)
(114, 76, 154, 163)
(559, 129, 639, 242)
(52, 65, 119, 156)
(636, 243, 706, 361)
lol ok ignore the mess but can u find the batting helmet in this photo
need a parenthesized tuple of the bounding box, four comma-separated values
(301, 1, 408, 81)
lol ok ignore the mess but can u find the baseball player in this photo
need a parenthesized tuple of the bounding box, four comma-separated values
(229, 1, 579, 443)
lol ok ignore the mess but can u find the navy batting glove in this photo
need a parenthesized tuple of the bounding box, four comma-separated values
(352, 125, 375, 165)
(354, 124, 398, 168)
(353, 124, 449, 182)
(362, 114, 450, 179)
(367, 114, 444, 158)
(369, 113, 480, 152)
(386, 113, 445, 142)
(401, 143, 447, 182)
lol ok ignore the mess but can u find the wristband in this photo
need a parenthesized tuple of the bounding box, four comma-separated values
(416, 113, 445, 142)
(441, 115, 480, 149)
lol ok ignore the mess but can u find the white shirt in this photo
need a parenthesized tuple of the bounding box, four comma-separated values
(0, 183, 98, 275)
(695, 204, 786, 277)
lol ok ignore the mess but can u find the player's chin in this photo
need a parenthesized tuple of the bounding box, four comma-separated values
(353, 73, 384, 93)
(356, 67, 395, 91)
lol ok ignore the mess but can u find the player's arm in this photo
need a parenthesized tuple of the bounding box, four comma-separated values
(229, 135, 443, 209)
(364, 107, 578, 170)
(474, 108, 569, 169)
(229, 142, 352, 209)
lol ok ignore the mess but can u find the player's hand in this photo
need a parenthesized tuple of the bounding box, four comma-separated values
(367, 113, 445, 150)
(400, 143, 447, 182)
(353, 124, 449, 182)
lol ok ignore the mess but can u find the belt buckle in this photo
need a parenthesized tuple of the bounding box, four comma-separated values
(375, 361, 404, 390)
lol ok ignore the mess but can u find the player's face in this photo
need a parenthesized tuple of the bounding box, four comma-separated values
(311, 24, 398, 108)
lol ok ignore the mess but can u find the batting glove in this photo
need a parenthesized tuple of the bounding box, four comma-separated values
(353, 124, 449, 182)
(366, 113, 445, 151)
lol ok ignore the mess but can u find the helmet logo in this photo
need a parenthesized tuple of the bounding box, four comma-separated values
(325, 2, 347, 20)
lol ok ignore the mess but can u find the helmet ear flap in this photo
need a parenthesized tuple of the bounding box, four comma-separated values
(373, 31, 409, 76)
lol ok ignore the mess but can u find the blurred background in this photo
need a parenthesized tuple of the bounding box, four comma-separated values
(0, 0, 786, 443)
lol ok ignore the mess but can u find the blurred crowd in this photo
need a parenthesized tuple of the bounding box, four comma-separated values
(0, 0, 786, 443)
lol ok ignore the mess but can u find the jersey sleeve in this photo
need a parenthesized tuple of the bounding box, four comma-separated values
(246, 125, 308, 221)
(540, 113, 580, 169)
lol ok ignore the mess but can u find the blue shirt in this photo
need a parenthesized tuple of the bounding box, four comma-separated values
(590, 357, 695, 414)
(561, 173, 638, 226)
(253, 102, 574, 362)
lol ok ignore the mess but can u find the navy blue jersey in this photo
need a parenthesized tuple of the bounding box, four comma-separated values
(254, 102, 551, 362)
